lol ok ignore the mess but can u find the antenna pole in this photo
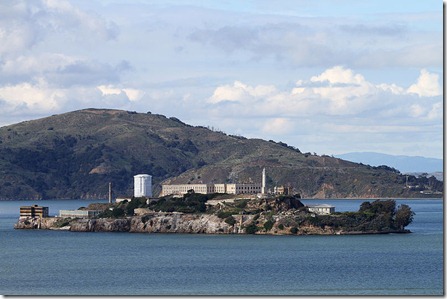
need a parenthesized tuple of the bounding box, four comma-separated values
(108, 182, 112, 203)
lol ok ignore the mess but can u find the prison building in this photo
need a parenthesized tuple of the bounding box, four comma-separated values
(161, 183, 262, 197)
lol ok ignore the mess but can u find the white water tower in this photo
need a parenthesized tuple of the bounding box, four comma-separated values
(134, 174, 152, 197)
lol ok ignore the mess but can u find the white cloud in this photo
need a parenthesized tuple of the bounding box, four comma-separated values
(208, 66, 443, 120)
(0, 79, 139, 121)
(98, 85, 145, 102)
(122, 88, 145, 102)
(209, 81, 276, 104)
(407, 69, 441, 97)
(262, 118, 293, 135)
(0, 80, 62, 113)
(310, 66, 365, 85)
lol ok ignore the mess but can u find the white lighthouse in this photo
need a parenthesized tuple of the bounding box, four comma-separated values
(261, 168, 266, 194)
(134, 174, 152, 197)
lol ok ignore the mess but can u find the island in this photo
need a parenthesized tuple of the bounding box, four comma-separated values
(15, 193, 415, 235)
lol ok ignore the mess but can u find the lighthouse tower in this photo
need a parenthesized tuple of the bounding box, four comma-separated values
(261, 168, 266, 194)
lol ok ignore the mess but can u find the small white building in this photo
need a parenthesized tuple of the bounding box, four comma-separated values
(116, 197, 132, 203)
(307, 204, 335, 215)
(59, 210, 102, 218)
(134, 174, 152, 197)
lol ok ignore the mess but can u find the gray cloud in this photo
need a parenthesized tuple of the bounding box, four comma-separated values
(189, 26, 261, 53)
(0, 1, 119, 58)
(338, 23, 407, 36)
(48, 60, 131, 88)
(187, 16, 440, 68)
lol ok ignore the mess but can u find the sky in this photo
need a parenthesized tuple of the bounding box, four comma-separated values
(0, 0, 443, 158)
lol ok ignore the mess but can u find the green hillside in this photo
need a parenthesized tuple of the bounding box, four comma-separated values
(0, 109, 442, 200)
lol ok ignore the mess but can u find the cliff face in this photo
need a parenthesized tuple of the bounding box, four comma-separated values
(14, 212, 409, 235)
(15, 214, 237, 233)
(130, 213, 235, 234)
(14, 198, 413, 235)
(15, 217, 61, 230)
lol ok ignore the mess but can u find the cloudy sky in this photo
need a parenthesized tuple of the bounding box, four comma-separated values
(0, 0, 443, 158)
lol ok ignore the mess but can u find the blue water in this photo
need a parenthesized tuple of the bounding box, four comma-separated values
(0, 199, 443, 295)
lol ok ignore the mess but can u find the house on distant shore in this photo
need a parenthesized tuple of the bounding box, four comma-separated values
(307, 204, 335, 215)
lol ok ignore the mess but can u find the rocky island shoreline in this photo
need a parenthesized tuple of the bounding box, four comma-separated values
(15, 194, 414, 236)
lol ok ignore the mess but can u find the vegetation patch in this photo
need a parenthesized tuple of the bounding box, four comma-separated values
(224, 216, 236, 226)
(53, 218, 71, 228)
(244, 223, 258, 234)
(149, 192, 216, 214)
(263, 220, 274, 231)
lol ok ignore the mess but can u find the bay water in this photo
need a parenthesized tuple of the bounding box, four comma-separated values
(0, 199, 443, 295)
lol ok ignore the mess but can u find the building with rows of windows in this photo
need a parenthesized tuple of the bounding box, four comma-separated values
(160, 183, 262, 197)
(160, 168, 269, 197)
(20, 205, 49, 218)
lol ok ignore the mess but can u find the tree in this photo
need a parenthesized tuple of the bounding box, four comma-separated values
(263, 220, 274, 231)
(111, 207, 125, 218)
(245, 223, 258, 234)
(394, 204, 415, 230)
(225, 216, 236, 226)
(359, 201, 372, 212)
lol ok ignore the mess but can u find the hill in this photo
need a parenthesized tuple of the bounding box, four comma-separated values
(0, 109, 442, 200)
(335, 152, 443, 174)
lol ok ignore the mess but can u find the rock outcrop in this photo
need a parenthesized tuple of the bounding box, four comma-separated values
(14, 198, 413, 235)
(14, 212, 410, 235)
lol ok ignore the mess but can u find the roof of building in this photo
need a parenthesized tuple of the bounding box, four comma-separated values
(306, 204, 335, 208)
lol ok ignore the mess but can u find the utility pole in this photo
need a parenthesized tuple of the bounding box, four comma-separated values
(108, 182, 112, 203)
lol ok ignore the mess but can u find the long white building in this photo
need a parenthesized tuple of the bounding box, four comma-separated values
(161, 169, 267, 197)
(134, 174, 152, 197)
(160, 183, 262, 197)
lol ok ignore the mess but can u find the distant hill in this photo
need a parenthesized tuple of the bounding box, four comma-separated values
(335, 152, 443, 174)
(0, 109, 442, 200)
